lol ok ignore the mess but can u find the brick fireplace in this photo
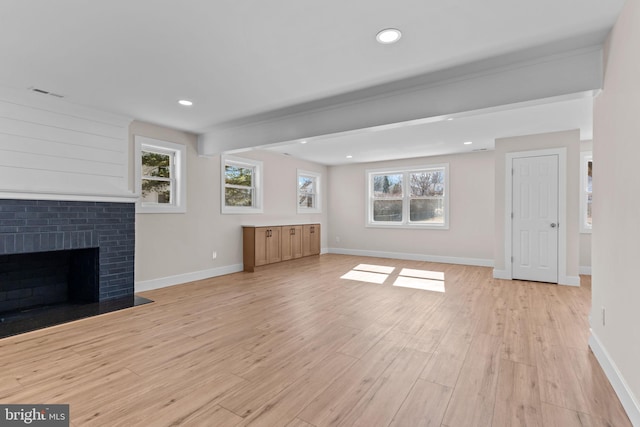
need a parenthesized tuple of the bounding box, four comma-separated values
(0, 199, 141, 336)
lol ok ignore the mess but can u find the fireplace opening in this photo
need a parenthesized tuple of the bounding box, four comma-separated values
(0, 248, 99, 314)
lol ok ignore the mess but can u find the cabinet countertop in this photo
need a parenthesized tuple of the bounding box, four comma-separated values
(242, 223, 320, 228)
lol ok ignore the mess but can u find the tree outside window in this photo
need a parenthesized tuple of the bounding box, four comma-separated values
(367, 164, 448, 229)
(221, 155, 263, 214)
(135, 136, 186, 214)
(225, 164, 255, 207)
(141, 150, 172, 204)
(297, 170, 321, 213)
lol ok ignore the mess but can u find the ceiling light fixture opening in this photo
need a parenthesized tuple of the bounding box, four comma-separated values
(376, 28, 402, 44)
(464, 141, 473, 145)
(346, 155, 353, 159)
(300, 140, 308, 144)
(178, 99, 193, 107)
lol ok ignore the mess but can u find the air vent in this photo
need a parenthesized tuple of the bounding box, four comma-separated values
(472, 148, 488, 152)
(30, 87, 65, 99)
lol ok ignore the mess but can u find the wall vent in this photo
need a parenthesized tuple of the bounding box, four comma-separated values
(30, 87, 65, 98)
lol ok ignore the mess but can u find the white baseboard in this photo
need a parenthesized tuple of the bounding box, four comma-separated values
(493, 269, 510, 280)
(135, 264, 244, 292)
(493, 270, 582, 286)
(328, 248, 493, 267)
(580, 266, 592, 275)
(589, 332, 640, 426)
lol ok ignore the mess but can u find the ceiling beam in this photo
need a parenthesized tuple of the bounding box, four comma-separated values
(198, 45, 603, 156)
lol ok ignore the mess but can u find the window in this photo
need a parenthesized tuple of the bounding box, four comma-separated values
(580, 151, 593, 233)
(135, 136, 186, 213)
(297, 169, 321, 213)
(366, 164, 449, 229)
(221, 155, 263, 214)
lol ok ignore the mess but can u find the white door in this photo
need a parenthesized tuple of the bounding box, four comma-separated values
(512, 155, 559, 283)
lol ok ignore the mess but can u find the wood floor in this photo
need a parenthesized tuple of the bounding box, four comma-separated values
(0, 254, 631, 426)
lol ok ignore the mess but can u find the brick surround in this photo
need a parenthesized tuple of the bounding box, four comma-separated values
(0, 199, 135, 306)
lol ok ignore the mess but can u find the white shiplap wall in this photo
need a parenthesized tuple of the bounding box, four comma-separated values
(0, 86, 134, 201)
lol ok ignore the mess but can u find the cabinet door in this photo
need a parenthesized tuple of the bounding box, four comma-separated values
(267, 227, 282, 263)
(291, 225, 303, 259)
(254, 227, 270, 266)
(281, 226, 302, 261)
(282, 227, 293, 261)
(302, 224, 320, 256)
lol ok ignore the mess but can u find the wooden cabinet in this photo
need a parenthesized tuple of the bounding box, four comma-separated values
(302, 224, 321, 256)
(282, 225, 303, 261)
(243, 223, 319, 272)
(243, 226, 281, 271)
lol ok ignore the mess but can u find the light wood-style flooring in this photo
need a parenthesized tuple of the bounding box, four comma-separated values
(0, 254, 631, 426)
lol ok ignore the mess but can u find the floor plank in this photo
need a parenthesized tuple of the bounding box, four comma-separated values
(334, 348, 430, 427)
(492, 359, 543, 427)
(442, 333, 503, 427)
(389, 379, 452, 427)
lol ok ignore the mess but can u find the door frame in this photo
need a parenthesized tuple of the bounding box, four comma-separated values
(503, 147, 574, 285)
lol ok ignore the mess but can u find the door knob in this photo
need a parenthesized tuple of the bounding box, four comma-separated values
(550, 223, 557, 228)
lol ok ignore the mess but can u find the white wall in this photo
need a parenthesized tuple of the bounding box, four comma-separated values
(493, 130, 580, 283)
(131, 121, 328, 289)
(0, 86, 132, 200)
(327, 150, 495, 265)
(591, 0, 640, 423)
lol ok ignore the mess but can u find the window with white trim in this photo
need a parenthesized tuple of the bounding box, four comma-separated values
(580, 151, 592, 233)
(135, 136, 186, 213)
(366, 164, 449, 229)
(221, 155, 263, 214)
(297, 169, 321, 213)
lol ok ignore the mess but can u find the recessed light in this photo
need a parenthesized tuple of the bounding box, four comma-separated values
(376, 28, 402, 44)
(464, 141, 473, 145)
(346, 155, 353, 159)
(300, 140, 308, 144)
(178, 99, 193, 107)
(446, 117, 454, 121)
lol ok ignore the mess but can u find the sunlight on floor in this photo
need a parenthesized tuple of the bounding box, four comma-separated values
(340, 263, 445, 293)
(399, 268, 444, 281)
(392, 276, 446, 293)
(353, 264, 396, 274)
(340, 270, 389, 284)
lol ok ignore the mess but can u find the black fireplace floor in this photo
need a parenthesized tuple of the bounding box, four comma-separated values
(0, 295, 153, 339)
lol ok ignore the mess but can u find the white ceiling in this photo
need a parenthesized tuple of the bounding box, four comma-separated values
(0, 0, 625, 164)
